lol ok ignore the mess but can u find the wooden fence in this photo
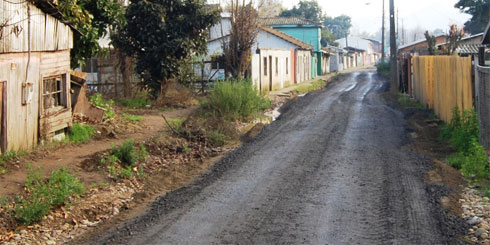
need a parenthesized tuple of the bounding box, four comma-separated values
(412, 56, 473, 123)
(476, 65, 490, 149)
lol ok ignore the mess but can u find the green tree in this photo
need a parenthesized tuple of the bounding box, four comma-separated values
(57, 0, 125, 67)
(113, 0, 219, 98)
(323, 15, 352, 39)
(279, 0, 323, 22)
(455, 0, 489, 34)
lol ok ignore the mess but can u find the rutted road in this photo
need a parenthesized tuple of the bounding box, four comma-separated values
(97, 72, 463, 244)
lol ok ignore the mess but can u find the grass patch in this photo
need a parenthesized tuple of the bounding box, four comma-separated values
(89, 93, 115, 121)
(14, 165, 85, 225)
(295, 79, 325, 94)
(102, 140, 148, 180)
(68, 123, 95, 144)
(116, 97, 152, 108)
(122, 113, 143, 122)
(167, 118, 184, 134)
(441, 108, 489, 185)
(397, 93, 425, 109)
(376, 61, 390, 77)
(207, 130, 226, 147)
(201, 79, 270, 121)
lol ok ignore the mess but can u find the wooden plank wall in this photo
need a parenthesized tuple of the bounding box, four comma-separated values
(412, 56, 473, 123)
(0, 0, 73, 53)
(0, 50, 71, 151)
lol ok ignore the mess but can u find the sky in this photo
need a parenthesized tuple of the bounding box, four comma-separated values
(282, 0, 471, 35)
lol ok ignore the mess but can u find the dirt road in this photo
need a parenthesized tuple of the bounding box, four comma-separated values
(96, 72, 464, 244)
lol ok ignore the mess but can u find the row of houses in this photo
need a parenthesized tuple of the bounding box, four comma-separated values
(201, 15, 382, 92)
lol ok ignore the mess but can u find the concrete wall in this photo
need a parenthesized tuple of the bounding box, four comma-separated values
(252, 49, 293, 92)
(296, 50, 311, 84)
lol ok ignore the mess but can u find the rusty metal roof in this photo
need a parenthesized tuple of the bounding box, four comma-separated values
(259, 26, 314, 50)
(259, 17, 321, 26)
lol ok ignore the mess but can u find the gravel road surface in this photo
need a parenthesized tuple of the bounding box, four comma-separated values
(96, 72, 464, 244)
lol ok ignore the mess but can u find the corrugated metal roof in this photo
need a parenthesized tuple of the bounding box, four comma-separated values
(259, 26, 314, 50)
(398, 34, 446, 50)
(483, 22, 490, 45)
(456, 44, 484, 54)
(259, 17, 321, 26)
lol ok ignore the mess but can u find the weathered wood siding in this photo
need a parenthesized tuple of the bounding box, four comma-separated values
(0, 0, 73, 53)
(412, 56, 473, 123)
(0, 50, 71, 151)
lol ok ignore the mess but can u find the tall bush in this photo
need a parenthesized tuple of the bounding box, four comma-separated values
(202, 80, 270, 121)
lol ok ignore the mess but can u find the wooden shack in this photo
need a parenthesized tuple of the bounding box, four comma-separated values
(0, 0, 74, 152)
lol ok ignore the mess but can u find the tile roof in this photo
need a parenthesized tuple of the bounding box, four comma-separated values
(259, 17, 321, 26)
(259, 26, 314, 50)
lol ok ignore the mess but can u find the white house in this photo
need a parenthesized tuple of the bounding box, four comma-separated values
(251, 26, 314, 92)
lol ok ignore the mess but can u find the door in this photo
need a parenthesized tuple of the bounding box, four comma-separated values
(269, 56, 272, 91)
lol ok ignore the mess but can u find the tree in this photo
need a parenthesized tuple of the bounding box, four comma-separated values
(321, 30, 338, 47)
(221, 0, 259, 78)
(323, 15, 352, 39)
(445, 24, 465, 55)
(57, 0, 125, 67)
(113, 0, 219, 98)
(424, 31, 437, 55)
(455, 0, 489, 34)
(279, 0, 323, 22)
(258, 0, 283, 18)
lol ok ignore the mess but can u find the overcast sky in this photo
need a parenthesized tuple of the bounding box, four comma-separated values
(282, 0, 471, 35)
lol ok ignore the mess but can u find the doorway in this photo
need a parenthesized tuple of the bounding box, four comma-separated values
(269, 56, 272, 91)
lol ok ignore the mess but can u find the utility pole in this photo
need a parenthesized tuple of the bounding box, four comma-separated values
(402, 19, 405, 46)
(390, 0, 397, 94)
(381, 0, 385, 62)
(396, 8, 399, 42)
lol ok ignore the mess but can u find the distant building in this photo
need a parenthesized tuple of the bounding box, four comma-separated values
(335, 36, 381, 67)
(259, 17, 326, 77)
(398, 34, 447, 56)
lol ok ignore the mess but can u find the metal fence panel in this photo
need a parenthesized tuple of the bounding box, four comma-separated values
(476, 65, 490, 149)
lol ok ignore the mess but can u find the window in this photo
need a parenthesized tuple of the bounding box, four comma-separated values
(82, 58, 98, 73)
(286, 58, 288, 74)
(264, 57, 267, 76)
(275, 57, 278, 75)
(43, 76, 66, 112)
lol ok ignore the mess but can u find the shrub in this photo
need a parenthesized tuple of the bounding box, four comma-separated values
(15, 165, 85, 225)
(110, 140, 148, 167)
(122, 113, 142, 122)
(376, 61, 390, 77)
(89, 93, 115, 121)
(69, 123, 95, 144)
(207, 130, 226, 147)
(441, 108, 479, 153)
(116, 97, 152, 108)
(202, 79, 270, 121)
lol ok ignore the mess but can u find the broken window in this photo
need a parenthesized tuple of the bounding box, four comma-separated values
(43, 76, 65, 112)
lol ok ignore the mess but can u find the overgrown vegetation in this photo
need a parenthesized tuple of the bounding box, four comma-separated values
(201, 80, 270, 121)
(397, 93, 425, 109)
(68, 123, 95, 144)
(116, 97, 152, 108)
(0, 150, 25, 174)
(13, 165, 85, 225)
(89, 93, 115, 121)
(376, 61, 390, 77)
(122, 113, 142, 122)
(102, 140, 148, 179)
(167, 118, 184, 134)
(441, 108, 489, 190)
(295, 79, 325, 94)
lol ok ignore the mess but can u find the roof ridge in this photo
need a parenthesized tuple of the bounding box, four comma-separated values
(259, 25, 314, 49)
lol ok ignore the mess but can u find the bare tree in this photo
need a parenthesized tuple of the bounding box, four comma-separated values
(445, 24, 464, 55)
(221, 0, 259, 78)
(257, 0, 282, 18)
(424, 31, 436, 55)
